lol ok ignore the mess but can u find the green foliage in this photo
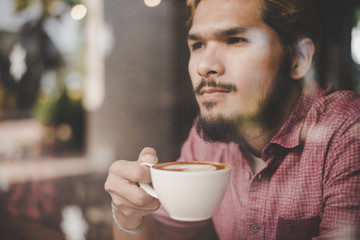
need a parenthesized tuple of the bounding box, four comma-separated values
(14, 0, 83, 15)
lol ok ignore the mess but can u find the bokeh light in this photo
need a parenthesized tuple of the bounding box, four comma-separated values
(144, 0, 161, 8)
(71, 4, 87, 20)
(56, 124, 72, 142)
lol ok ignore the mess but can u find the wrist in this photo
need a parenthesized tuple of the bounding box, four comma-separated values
(111, 202, 146, 235)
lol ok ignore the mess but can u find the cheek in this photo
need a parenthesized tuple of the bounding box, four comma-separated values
(232, 72, 266, 104)
(226, 58, 279, 112)
(227, 54, 272, 90)
(188, 57, 199, 88)
(229, 48, 281, 88)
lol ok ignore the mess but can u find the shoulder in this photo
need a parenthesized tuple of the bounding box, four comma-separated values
(304, 90, 360, 129)
(310, 90, 360, 119)
(299, 90, 360, 149)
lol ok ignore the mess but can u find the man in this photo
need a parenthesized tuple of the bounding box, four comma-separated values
(105, 0, 360, 239)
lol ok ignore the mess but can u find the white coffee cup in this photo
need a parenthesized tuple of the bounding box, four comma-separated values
(139, 161, 231, 221)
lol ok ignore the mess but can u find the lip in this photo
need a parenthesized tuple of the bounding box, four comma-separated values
(200, 87, 230, 99)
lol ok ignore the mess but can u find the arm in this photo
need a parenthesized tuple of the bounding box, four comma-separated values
(105, 147, 160, 240)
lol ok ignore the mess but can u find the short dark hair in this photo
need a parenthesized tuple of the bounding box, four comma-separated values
(260, 0, 320, 61)
(186, 0, 320, 61)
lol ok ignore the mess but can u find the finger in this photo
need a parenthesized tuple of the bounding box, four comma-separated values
(108, 160, 152, 184)
(105, 176, 154, 206)
(105, 161, 152, 202)
(137, 147, 159, 164)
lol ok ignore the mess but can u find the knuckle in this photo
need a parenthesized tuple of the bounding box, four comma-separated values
(104, 177, 115, 193)
(131, 167, 143, 182)
(104, 180, 110, 192)
(108, 160, 137, 179)
(121, 208, 135, 218)
(108, 160, 122, 173)
(133, 191, 151, 206)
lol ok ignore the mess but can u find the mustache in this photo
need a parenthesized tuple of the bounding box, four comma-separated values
(194, 78, 238, 95)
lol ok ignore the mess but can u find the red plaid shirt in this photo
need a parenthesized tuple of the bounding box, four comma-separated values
(153, 83, 360, 240)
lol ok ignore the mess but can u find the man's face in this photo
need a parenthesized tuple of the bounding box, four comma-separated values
(187, 0, 288, 141)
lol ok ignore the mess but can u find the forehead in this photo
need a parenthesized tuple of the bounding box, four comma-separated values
(190, 0, 264, 34)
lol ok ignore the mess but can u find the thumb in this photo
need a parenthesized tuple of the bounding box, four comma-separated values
(137, 147, 159, 164)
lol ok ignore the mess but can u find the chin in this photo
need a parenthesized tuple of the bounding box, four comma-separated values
(196, 113, 239, 143)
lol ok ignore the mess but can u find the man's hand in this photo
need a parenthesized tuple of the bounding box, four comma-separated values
(105, 147, 161, 230)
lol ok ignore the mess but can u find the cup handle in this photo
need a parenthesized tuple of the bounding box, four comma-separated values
(139, 163, 159, 199)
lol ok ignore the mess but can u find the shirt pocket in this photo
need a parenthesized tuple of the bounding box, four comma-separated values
(275, 216, 321, 240)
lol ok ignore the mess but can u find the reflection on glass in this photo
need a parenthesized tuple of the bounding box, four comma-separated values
(0, 1, 98, 239)
(351, 22, 360, 65)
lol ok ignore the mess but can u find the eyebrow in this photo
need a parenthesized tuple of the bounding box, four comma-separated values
(188, 25, 250, 41)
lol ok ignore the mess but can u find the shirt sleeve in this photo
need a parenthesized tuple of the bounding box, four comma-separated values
(316, 119, 360, 239)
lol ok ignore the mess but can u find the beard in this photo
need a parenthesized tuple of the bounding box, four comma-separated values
(196, 114, 239, 143)
(196, 61, 294, 143)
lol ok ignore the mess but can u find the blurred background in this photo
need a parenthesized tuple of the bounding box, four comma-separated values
(0, 0, 359, 239)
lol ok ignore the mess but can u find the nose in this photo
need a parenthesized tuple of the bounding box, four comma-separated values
(197, 45, 224, 78)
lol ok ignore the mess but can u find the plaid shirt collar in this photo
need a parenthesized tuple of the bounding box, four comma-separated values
(268, 82, 334, 150)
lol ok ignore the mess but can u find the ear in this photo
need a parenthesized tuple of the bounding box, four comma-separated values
(290, 38, 315, 80)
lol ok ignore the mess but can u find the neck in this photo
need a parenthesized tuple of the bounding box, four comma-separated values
(237, 82, 302, 157)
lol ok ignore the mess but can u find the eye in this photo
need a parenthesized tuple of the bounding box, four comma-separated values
(191, 42, 204, 51)
(226, 37, 248, 44)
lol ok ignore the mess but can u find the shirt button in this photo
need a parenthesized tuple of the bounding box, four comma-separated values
(250, 224, 260, 233)
(286, 223, 293, 232)
(258, 174, 262, 181)
(245, 171, 251, 180)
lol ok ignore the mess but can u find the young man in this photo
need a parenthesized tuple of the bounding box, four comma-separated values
(105, 0, 360, 239)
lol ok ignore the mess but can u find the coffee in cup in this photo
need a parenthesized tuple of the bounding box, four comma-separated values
(139, 161, 231, 221)
(153, 161, 228, 172)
